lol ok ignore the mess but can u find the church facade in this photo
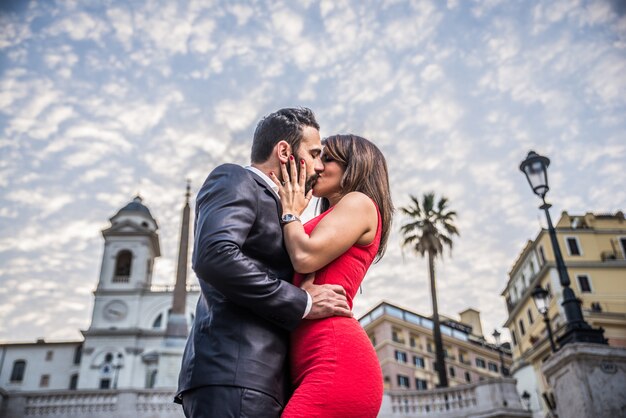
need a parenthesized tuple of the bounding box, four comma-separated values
(0, 193, 197, 417)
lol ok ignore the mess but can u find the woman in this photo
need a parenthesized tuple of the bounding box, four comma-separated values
(270, 134, 393, 417)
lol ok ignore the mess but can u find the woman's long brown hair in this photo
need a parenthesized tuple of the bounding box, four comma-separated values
(318, 134, 394, 261)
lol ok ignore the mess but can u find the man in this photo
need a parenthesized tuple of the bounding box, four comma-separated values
(176, 107, 352, 417)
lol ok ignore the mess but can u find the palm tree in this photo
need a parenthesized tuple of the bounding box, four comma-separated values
(400, 193, 459, 388)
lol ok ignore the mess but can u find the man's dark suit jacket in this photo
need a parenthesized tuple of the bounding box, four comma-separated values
(176, 164, 309, 406)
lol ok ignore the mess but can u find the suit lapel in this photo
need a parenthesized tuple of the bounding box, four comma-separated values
(247, 170, 283, 217)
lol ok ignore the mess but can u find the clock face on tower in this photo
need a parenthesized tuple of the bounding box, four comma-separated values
(103, 300, 129, 322)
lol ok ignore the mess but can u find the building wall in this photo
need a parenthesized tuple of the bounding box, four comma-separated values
(501, 211, 626, 417)
(0, 342, 81, 392)
(78, 290, 199, 391)
(361, 302, 512, 392)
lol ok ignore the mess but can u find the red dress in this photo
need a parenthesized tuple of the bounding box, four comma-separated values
(282, 206, 384, 418)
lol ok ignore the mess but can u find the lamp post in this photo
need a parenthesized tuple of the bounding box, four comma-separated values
(519, 151, 606, 346)
(521, 390, 531, 411)
(112, 353, 124, 389)
(531, 285, 558, 353)
(491, 329, 508, 376)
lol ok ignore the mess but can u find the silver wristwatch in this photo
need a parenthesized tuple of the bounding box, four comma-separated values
(280, 213, 301, 225)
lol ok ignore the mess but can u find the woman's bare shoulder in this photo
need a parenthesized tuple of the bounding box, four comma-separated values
(336, 191, 376, 213)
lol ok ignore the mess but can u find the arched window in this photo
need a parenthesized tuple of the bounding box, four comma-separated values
(113, 250, 132, 282)
(152, 313, 163, 329)
(10, 360, 26, 382)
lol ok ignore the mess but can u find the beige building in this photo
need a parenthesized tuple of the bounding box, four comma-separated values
(359, 301, 512, 392)
(501, 210, 626, 416)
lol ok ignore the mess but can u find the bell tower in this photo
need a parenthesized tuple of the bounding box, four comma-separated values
(97, 196, 161, 291)
(79, 196, 162, 390)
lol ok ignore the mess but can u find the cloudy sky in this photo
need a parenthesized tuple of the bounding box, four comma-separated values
(1, 0, 624, 344)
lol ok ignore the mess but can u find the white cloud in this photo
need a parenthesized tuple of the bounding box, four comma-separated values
(107, 7, 134, 50)
(271, 6, 304, 39)
(421, 64, 444, 82)
(4, 188, 74, 220)
(45, 12, 110, 44)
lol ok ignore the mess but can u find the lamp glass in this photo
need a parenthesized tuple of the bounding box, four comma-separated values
(520, 151, 550, 198)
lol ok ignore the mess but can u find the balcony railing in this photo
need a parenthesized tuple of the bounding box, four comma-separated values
(601, 250, 625, 261)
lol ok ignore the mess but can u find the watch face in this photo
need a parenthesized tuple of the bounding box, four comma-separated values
(281, 214, 299, 223)
(103, 300, 128, 321)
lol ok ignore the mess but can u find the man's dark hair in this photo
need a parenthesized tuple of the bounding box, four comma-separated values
(251, 107, 320, 163)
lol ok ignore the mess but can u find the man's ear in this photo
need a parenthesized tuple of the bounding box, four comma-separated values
(276, 140, 291, 164)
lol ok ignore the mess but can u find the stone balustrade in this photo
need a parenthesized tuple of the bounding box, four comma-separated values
(0, 389, 183, 418)
(1, 379, 531, 418)
(379, 377, 532, 418)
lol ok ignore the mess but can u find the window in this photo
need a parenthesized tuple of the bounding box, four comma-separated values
(10, 360, 26, 382)
(577, 275, 592, 293)
(620, 238, 626, 258)
(100, 378, 111, 389)
(449, 366, 456, 377)
(146, 370, 157, 388)
(529, 261, 535, 274)
(409, 334, 417, 348)
(45, 350, 53, 361)
(475, 358, 486, 368)
(426, 343, 433, 353)
(488, 362, 499, 372)
(69, 374, 78, 390)
(527, 308, 534, 324)
(392, 327, 404, 344)
(566, 237, 581, 256)
(152, 313, 163, 329)
(74, 344, 83, 365)
(113, 250, 132, 282)
(511, 329, 518, 346)
(413, 356, 425, 368)
(415, 378, 428, 390)
(518, 319, 526, 336)
(395, 350, 407, 363)
(397, 375, 410, 388)
(465, 371, 471, 382)
(40, 374, 50, 387)
(545, 283, 552, 298)
(538, 246, 546, 265)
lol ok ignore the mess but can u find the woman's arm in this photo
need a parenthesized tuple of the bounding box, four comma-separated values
(271, 158, 377, 273)
(284, 191, 377, 273)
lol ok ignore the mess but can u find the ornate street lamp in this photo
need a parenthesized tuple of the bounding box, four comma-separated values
(520, 151, 606, 346)
(531, 285, 558, 353)
(491, 329, 508, 376)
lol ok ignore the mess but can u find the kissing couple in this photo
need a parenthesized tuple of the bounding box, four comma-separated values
(176, 107, 393, 417)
